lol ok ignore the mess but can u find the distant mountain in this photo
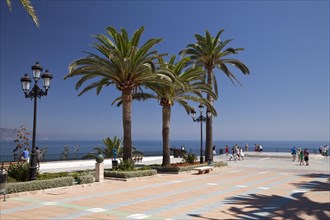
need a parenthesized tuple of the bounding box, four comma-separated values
(0, 128, 48, 141)
(0, 128, 17, 141)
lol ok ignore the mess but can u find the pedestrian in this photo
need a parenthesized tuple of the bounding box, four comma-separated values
(319, 146, 323, 154)
(240, 147, 245, 160)
(325, 145, 329, 156)
(212, 145, 216, 156)
(234, 145, 239, 160)
(299, 150, 304, 165)
(245, 143, 248, 152)
(36, 147, 42, 169)
(22, 148, 30, 163)
(322, 146, 327, 156)
(229, 146, 237, 162)
(291, 146, 297, 161)
(304, 148, 310, 166)
(225, 145, 229, 157)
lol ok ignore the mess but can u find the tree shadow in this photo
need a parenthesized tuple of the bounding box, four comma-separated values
(298, 173, 330, 179)
(220, 173, 330, 219)
(187, 214, 221, 220)
(293, 179, 330, 192)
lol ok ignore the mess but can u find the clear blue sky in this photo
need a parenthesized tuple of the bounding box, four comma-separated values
(1, 0, 329, 141)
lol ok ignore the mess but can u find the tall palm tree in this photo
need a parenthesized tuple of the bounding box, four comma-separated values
(180, 29, 250, 162)
(64, 26, 172, 161)
(113, 56, 217, 166)
(6, 0, 39, 27)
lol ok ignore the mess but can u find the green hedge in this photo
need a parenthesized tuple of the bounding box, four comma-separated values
(76, 175, 94, 184)
(37, 171, 95, 180)
(104, 169, 157, 179)
(6, 176, 74, 194)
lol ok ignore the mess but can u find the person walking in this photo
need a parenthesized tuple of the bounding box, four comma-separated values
(299, 150, 304, 165)
(22, 148, 30, 163)
(212, 145, 216, 156)
(36, 147, 42, 169)
(240, 147, 245, 160)
(291, 146, 297, 162)
(225, 145, 229, 157)
(245, 144, 248, 152)
(304, 148, 310, 166)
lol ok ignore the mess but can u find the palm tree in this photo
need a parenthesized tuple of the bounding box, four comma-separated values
(113, 55, 217, 167)
(180, 29, 250, 162)
(6, 0, 39, 27)
(83, 136, 143, 159)
(64, 26, 172, 161)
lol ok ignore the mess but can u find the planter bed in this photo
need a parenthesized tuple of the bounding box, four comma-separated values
(104, 169, 157, 180)
(151, 161, 227, 174)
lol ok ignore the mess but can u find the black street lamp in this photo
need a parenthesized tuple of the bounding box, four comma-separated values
(191, 104, 211, 164)
(20, 62, 53, 181)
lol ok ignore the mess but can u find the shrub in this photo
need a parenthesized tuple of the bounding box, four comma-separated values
(212, 161, 227, 167)
(76, 175, 94, 184)
(182, 153, 197, 164)
(6, 176, 74, 194)
(6, 162, 31, 182)
(113, 159, 135, 171)
(104, 169, 157, 179)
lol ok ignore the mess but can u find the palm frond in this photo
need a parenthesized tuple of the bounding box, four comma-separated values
(20, 0, 40, 27)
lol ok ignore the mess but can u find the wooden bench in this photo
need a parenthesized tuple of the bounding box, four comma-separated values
(193, 166, 214, 174)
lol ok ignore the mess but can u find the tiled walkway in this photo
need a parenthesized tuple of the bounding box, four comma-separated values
(1, 155, 329, 219)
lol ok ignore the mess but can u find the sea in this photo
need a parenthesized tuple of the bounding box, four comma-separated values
(0, 140, 329, 162)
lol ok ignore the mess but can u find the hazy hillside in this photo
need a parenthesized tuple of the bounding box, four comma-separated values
(0, 128, 17, 140)
(0, 128, 48, 141)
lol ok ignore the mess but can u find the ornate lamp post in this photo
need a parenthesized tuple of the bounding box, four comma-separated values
(20, 62, 53, 181)
(191, 104, 211, 164)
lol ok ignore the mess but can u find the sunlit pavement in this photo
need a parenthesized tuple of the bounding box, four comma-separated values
(1, 153, 329, 219)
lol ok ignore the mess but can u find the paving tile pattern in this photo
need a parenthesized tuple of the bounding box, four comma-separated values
(1, 156, 329, 219)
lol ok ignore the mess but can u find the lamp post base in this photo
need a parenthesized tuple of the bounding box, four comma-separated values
(29, 166, 37, 181)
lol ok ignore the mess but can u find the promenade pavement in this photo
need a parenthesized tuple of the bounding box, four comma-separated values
(1, 152, 329, 219)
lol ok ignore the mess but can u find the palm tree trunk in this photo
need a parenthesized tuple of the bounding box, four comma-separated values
(162, 104, 171, 167)
(205, 68, 213, 163)
(122, 89, 132, 161)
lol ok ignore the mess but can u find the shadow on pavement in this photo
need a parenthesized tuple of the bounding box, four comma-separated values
(218, 173, 330, 219)
(293, 173, 330, 192)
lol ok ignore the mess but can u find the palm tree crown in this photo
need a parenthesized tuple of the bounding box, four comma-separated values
(180, 29, 250, 95)
(180, 29, 250, 162)
(65, 26, 172, 160)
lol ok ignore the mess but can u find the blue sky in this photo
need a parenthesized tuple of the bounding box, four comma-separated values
(0, 0, 329, 141)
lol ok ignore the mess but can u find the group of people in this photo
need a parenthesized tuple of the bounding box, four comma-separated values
(319, 145, 329, 156)
(291, 146, 310, 166)
(226, 144, 245, 161)
(254, 144, 263, 152)
(20, 147, 42, 169)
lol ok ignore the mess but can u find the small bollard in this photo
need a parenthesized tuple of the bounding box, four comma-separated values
(95, 154, 104, 182)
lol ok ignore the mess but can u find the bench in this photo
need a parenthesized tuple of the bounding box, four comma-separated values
(193, 166, 214, 174)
